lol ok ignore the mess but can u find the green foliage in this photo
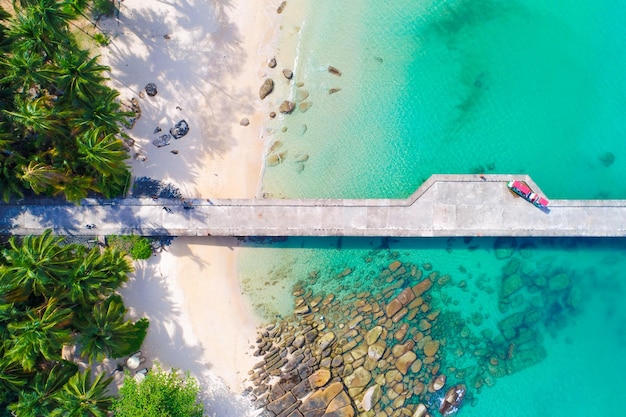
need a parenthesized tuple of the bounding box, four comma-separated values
(0, 230, 149, 415)
(92, 32, 109, 46)
(92, 0, 116, 18)
(113, 364, 204, 417)
(0, 0, 132, 202)
(107, 235, 153, 260)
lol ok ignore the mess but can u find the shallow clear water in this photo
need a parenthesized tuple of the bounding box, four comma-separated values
(240, 237, 626, 416)
(261, 0, 626, 199)
(242, 0, 626, 415)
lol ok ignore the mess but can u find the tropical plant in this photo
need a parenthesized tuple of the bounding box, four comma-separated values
(52, 370, 113, 417)
(5, 301, 73, 371)
(107, 235, 153, 260)
(0, 230, 76, 300)
(75, 294, 148, 362)
(8, 361, 78, 417)
(112, 363, 204, 417)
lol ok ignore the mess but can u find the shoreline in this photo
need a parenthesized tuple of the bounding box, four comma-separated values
(98, 0, 299, 405)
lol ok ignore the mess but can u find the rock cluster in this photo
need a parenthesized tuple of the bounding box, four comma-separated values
(244, 261, 466, 417)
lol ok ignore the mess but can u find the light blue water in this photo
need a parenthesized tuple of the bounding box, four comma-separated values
(242, 1, 626, 415)
(261, 0, 626, 199)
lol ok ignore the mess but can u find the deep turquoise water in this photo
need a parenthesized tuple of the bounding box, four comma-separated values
(242, 1, 626, 416)
(261, 0, 626, 199)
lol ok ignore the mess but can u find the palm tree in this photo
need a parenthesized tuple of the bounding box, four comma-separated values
(5, 302, 73, 371)
(3, 96, 67, 139)
(77, 128, 128, 176)
(52, 246, 130, 306)
(76, 294, 144, 362)
(52, 370, 113, 417)
(54, 50, 109, 101)
(8, 360, 78, 417)
(56, 173, 95, 203)
(72, 88, 134, 135)
(0, 230, 77, 300)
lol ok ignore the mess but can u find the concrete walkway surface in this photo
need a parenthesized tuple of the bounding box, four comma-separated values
(1, 175, 625, 237)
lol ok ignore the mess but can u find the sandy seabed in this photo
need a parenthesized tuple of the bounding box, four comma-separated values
(97, 0, 302, 414)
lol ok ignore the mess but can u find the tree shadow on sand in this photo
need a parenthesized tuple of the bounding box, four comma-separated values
(120, 254, 256, 416)
(100, 0, 256, 196)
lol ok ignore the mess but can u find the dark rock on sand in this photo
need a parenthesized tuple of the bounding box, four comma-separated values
(153, 134, 171, 147)
(145, 83, 158, 96)
(240, 118, 250, 126)
(170, 120, 189, 139)
(260, 78, 275, 100)
(277, 1, 287, 13)
(328, 88, 341, 94)
(283, 69, 293, 79)
(268, 57, 277, 68)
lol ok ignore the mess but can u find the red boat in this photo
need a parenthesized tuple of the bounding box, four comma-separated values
(507, 180, 549, 208)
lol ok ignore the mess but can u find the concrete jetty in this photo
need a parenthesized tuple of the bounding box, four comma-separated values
(1, 175, 625, 237)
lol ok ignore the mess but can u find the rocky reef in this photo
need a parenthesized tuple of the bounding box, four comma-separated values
(243, 238, 587, 416)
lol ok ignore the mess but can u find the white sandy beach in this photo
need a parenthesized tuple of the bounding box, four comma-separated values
(97, 0, 300, 411)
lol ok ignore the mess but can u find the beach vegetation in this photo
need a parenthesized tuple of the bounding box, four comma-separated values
(0, 231, 148, 414)
(0, 0, 133, 203)
(107, 235, 154, 260)
(113, 363, 204, 417)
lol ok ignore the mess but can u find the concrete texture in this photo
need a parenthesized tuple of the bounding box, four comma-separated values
(1, 175, 625, 237)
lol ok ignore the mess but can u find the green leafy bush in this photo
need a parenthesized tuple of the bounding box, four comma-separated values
(113, 364, 204, 417)
(93, 32, 110, 46)
(93, 0, 117, 18)
(107, 235, 153, 260)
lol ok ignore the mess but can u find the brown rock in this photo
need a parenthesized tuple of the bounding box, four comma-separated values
(240, 117, 250, 126)
(396, 287, 416, 306)
(394, 323, 409, 342)
(396, 351, 417, 375)
(326, 390, 351, 413)
(392, 340, 414, 358)
(277, 1, 287, 13)
(328, 88, 341, 94)
(323, 405, 355, 417)
(266, 391, 297, 415)
(299, 381, 344, 414)
(283, 69, 294, 79)
(392, 307, 408, 323)
(318, 332, 336, 350)
(259, 78, 274, 100)
(268, 57, 277, 68)
(389, 260, 402, 271)
(328, 66, 342, 76)
(343, 366, 371, 394)
(412, 279, 432, 297)
(365, 326, 383, 345)
(308, 369, 331, 388)
(423, 340, 440, 357)
(432, 374, 446, 391)
(385, 299, 403, 318)
(413, 403, 428, 417)
(367, 341, 386, 360)
(299, 101, 313, 113)
(410, 358, 423, 373)
(361, 384, 382, 411)
(279, 101, 296, 114)
(418, 319, 431, 331)
(350, 343, 368, 360)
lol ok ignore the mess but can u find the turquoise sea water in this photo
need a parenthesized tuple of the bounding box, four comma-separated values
(241, 1, 626, 416)
(261, 0, 626, 199)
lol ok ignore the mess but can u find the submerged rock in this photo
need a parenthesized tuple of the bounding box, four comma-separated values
(279, 101, 296, 114)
